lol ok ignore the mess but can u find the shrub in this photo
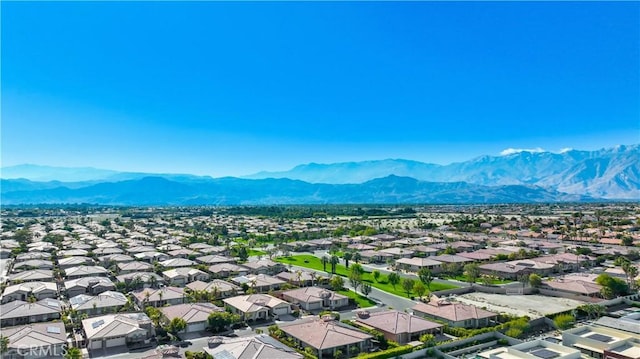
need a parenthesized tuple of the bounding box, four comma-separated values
(356, 345, 413, 359)
(553, 313, 575, 330)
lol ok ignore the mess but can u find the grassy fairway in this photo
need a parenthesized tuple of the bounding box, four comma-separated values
(276, 254, 458, 297)
(247, 249, 267, 257)
(338, 289, 377, 308)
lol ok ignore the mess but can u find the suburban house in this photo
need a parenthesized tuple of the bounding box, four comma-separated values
(412, 298, 497, 328)
(167, 248, 201, 258)
(482, 339, 581, 359)
(132, 286, 186, 308)
(159, 302, 224, 333)
(65, 277, 117, 298)
(231, 274, 286, 293)
(81, 313, 153, 351)
(58, 256, 95, 269)
(69, 291, 129, 316)
(134, 251, 170, 263)
(162, 267, 209, 286)
(562, 324, 640, 359)
(0, 299, 63, 326)
(12, 259, 55, 272)
(223, 294, 291, 321)
(359, 250, 393, 264)
(279, 318, 373, 359)
(195, 254, 236, 265)
(1, 322, 67, 359)
(241, 259, 286, 275)
(8, 269, 54, 283)
(204, 334, 303, 359)
(281, 287, 349, 311)
(276, 270, 326, 286)
(208, 263, 249, 279)
(186, 279, 241, 299)
(159, 258, 197, 269)
(64, 265, 109, 279)
(380, 248, 415, 259)
(97, 254, 134, 267)
(395, 257, 443, 273)
(1, 281, 58, 303)
(116, 261, 153, 274)
(116, 272, 164, 289)
(354, 310, 443, 344)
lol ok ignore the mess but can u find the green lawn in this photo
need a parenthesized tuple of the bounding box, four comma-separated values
(248, 249, 267, 257)
(446, 274, 514, 285)
(275, 255, 458, 297)
(337, 289, 377, 308)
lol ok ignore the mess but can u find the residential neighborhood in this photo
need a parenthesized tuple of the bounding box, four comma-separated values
(0, 204, 639, 359)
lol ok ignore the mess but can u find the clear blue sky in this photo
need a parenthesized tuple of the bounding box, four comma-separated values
(2, 1, 639, 176)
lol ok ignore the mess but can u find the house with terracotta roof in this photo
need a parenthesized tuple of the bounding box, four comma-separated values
(208, 263, 249, 279)
(1, 322, 67, 359)
(0, 299, 63, 326)
(81, 313, 153, 351)
(279, 318, 373, 359)
(354, 310, 443, 344)
(223, 294, 291, 322)
(159, 302, 223, 333)
(186, 279, 241, 298)
(241, 259, 286, 275)
(281, 287, 349, 311)
(395, 257, 442, 273)
(69, 291, 129, 316)
(204, 334, 303, 359)
(1, 281, 58, 303)
(162, 267, 209, 286)
(359, 250, 393, 264)
(65, 277, 116, 298)
(412, 298, 497, 328)
(132, 286, 186, 308)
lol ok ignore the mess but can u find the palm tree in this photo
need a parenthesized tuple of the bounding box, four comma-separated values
(310, 272, 317, 287)
(296, 270, 303, 286)
(330, 255, 339, 274)
(321, 256, 329, 272)
(0, 335, 9, 356)
(148, 275, 158, 289)
(353, 252, 362, 264)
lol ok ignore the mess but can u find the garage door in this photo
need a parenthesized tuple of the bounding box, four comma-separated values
(106, 337, 126, 348)
(272, 305, 290, 315)
(90, 340, 103, 350)
(187, 322, 206, 332)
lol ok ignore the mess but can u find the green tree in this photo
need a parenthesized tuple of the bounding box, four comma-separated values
(207, 312, 241, 332)
(0, 335, 8, 356)
(330, 276, 344, 291)
(418, 268, 433, 290)
(413, 282, 427, 299)
(387, 272, 400, 290)
(321, 256, 329, 272)
(622, 262, 638, 290)
(372, 270, 381, 282)
(348, 264, 364, 292)
(330, 255, 339, 274)
(361, 283, 372, 297)
(622, 236, 634, 246)
(343, 252, 353, 269)
(401, 277, 415, 297)
(528, 273, 542, 287)
(64, 347, 82, 359)
(166, 317, 187, 335)
(463, 263, 480, 284)
(596, 273, 629, 298)
(353, 252, 362, 264)
(420, 333, 436, 346)
(553, 313, 575, 330)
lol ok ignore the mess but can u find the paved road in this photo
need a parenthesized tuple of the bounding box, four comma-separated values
(287, 263, 418, 314)
(308, 250, 470, 289)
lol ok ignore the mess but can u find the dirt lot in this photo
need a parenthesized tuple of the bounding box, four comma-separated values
(453, 293, 587, 318)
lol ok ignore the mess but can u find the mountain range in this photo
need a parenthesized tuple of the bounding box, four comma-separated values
(1, 144, 638, 205)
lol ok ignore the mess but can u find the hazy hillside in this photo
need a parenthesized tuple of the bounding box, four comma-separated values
(0, 176, 591, 205)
